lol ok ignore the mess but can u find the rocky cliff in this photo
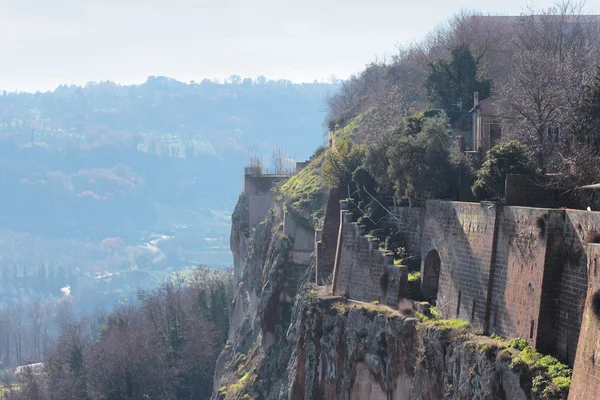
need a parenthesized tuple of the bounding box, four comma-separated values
(212, 193, 300, 399)
(212, 194, 567, 400)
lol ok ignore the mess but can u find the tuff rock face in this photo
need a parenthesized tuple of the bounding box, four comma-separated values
(212, 198, 299, 399)
(287, 295, 529, 400)
(212, 195, 537, 400)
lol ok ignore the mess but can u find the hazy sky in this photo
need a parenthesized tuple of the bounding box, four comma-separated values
(0, 0, 596, 92)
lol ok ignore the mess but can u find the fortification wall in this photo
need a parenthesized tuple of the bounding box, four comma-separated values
(420, 201, 497, 332)
(569, 243, 600, 399)
(244, 175, 289, 227)
(552, 210, 600, 364)
(505, 174, 559, 208)
(386, 206, 423, 258)
(326, 196, 600, 376)
(535, 211, 568, 359)
(333, 211, 407, 306)
(390, 202, 595, 361)
(315, 189, 342, 284)
(284, 210, 314, 265)
(505, 174, 581, 209)
(241, 173, 315, 304)
(488, 207, 556, 346)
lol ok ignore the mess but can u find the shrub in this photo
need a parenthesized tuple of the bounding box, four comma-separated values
(540, 355, 572, 378)
(327, 117, 345, 131)
(472, 140, 538, 200)
(518, 346, 541, 366)
(408, 271, 421, 282)
(547, 376, 571, 398)
(425, 46, 490, 113)
(403, 111, 425, 136)
(394, 247, 408, 265)
(312, 145, 328, 159)
(509, 344, 572, 398)
(388, 113, 461, 202)
(509, 337, 529, 351)
(429, 318, 470, 333)
(322, 139, 366, 189)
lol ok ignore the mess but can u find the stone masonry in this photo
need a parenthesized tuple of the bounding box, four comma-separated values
(569, 243, 600, 399)
(420, 201, 498, 333)
(315, 188, 341, 284)
(328, 198, 600, 399)
(332, 210, 408, 307)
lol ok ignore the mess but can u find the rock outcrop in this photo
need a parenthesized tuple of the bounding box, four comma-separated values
(287, 295, 530, 400)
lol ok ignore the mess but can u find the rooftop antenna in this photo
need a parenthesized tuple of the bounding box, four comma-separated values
(454, 99, 463, 111)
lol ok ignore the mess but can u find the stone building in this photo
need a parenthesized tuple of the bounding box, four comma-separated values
(469, 92, 502, 152)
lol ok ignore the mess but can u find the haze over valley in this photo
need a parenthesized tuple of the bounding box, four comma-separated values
(0, 77, 337, 312)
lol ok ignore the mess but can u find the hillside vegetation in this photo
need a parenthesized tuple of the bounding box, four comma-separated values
(279, 150, 328, 227)
(318, 3, 600, 220)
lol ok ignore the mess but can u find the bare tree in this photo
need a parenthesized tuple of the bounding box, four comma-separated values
(516, 1, 595, 57)
(495, 49, 573, 169)
(494, 1, 600, 170)
(12, 302, 22, 366)
(388, 46, 429, 114)
(325, 55, 421, 143)
(271, 146, 294, 175)
(549, 144, 600, 195)
(420, 9, 517, 82)
(325, 75, 364, 125)
(247, 145, 263, 173)
(28, 301, 43, 361)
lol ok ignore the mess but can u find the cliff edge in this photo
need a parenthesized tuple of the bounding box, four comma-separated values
(211, 188, 569, 399)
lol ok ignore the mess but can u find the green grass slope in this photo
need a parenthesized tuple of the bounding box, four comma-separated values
(279, 152, 328, 228)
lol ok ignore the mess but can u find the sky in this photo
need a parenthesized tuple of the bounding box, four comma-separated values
(0, 0, 597, 92)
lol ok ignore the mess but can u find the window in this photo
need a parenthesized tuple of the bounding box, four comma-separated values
(483, 123, 502, 149)
(530, 320, 535, 339)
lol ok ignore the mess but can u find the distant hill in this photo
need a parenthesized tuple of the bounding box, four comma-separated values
(0, 76, 338, 308)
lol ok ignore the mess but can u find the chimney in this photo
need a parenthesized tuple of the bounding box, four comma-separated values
(474, 92, 479, 107)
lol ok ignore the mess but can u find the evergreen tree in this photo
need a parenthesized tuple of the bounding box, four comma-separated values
(472, 140, 538, 200)
(387, 113, 460, 203)
(425, 46, 491, 117)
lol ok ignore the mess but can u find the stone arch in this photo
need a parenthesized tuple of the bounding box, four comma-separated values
(422, 250, 441, 302)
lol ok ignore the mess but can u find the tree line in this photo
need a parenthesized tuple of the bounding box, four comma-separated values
(1, 266, 232, 400)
